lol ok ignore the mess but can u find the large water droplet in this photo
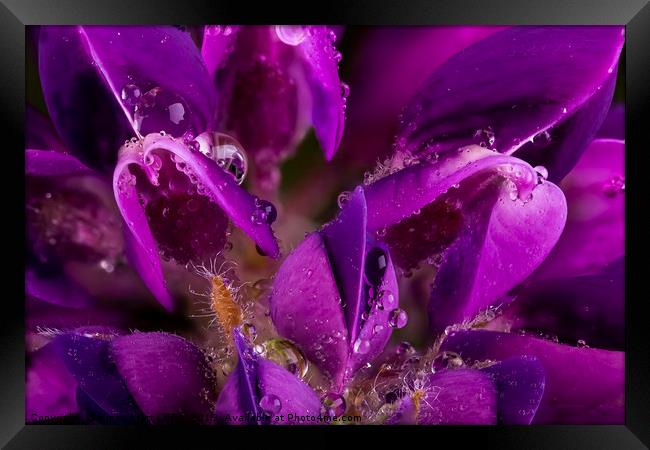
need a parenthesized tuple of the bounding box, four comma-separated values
(259, 394, 282, 415)
(275, 25, 307, 46)
(353, 338, 370, 354)
(193, 132, 248, 185)
(121, 83, 142, 106)
(364, 247, 388, 286)
(602, 175, 625, 196)
(533, 165, 548, 180)
(258, 338, 308, 378)
(321, 392, 346, 417)
(388, 308, 408, 329)
(252, 198, 277, 225)
(133, 87, 191, 138)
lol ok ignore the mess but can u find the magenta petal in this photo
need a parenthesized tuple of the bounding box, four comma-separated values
(26, 340, 79, 421)
(109, 332, 217, 423)
(26, 268, 92, 309)
(321, 186, 367, 342)
(418, 369, 497, 424)
(429, 176, 567, 333)
(481, 356, 545, 424)
(441, 330, 624, 424)
(201, 25, 240, 78)
(26, 149, 93, 178)
(533, 139, 625, 281)
(597, 103, 624, 139)
(257, 359, 321, 424)
(398, 26, 624, 165)
(26, 106, 66, 152)
(269, 232, 349, 386)
(298, 26, 345, 160)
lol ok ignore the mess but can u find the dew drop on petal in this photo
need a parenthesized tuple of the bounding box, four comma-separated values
(388, 308, 408, 329)
(259, 394, 282, 415)
(133, 87, 192, 138)
(364, 247, 388, 286)
(533, 165, 548, 180)
(602, 175, 625, 196)
(193, 132, 248, 184)
(258, 338, 308, 378)
(275, 25, 307, 46)
(321, 392, 346, 416)
(120, 83, 141, 106)
(353, 338, 370, 354)
(532, 130, 552, 148)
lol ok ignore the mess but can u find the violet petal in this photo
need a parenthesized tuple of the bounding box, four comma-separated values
(201, 25, 240, 78)
(269, 232, 349, 386)
(109, 332, 217, 423)
(26, 149, 93, 178)
(398, 27, 624, 168)
(481, 356, 545, 424)
(597, 103, 624, 139)
(26, 268, 92, 309)
(298, 26, 345, 160)
(441, 330, 624, 424)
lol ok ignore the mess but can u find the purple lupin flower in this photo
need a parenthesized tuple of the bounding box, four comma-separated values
(38, 26, 348, 308)
(269, 186, 400, 390)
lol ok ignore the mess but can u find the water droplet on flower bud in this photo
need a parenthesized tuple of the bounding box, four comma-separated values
(275, 25, 307, 46)
(533, 165, 548, 180)
(259, 394, 282, 415)
(337, 191, 351, 209)
(321, 392, 346, 416)
(258, 338, 308, 378)
(254, 198, 277, 224)
(241, 323, 257, 341)
(388, 308, 408, 329)
(532, 130, 552, 148)
(353, 338, 370, 354)
(577, 339, 589, 348)
(340, 82, 350, 99)
(365, 247, 388, 286)
(121, 83, 141, 106)
(193, 132, 248, 184)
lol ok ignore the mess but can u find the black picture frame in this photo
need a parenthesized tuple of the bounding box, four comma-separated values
(2, 0, 649, 447)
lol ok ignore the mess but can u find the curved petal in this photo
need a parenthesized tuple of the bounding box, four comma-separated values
(26, 149, 93, 178)
(441, 330, 624, 424)
(502, 258, 624, 350)
(597, 103, 624, 139)
(418, 369, 497, 424)
(26, 106, 67, 152)
(201, 25, 240, 78)
(109, 332, 217, 423)
(53, 333, 143, 418)
(269, 232, 349, 386)
(39, 26, 216, 168)
(257, 359, 322, 424)
(533, 139, 624, 280)
(428, 175, 567, 333)
(298, 26, 345, 159)
(398, 26, 624, 170)
(26, 268, 92, 309)
(481, 356, 545, 424)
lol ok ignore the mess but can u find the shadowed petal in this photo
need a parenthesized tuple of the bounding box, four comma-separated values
(201, 25, 240, 78)
(109, 332, 217, 423)
(533, 139, 624, 281)
(298, 26, 345, 159)
(597, 103, 624, 139)
(26, 268, 92, 309)
(39, 26, 216, 169)
(269, 232, 349, 386)
(441, 330, 624, 424)
(26, 106, 67, 152)
(481, 356, 545, 424)
(398, 26, 624, 175)
(26, 149, 93, 178)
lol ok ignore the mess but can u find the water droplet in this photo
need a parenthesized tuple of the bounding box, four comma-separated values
(241, 323, 257, 341)
(99, 259, 115, 273)
(373, 324, 385, 335)
(340, 82, 350, 99)
(577, 339, 589, 348)
(353, 338, 370, 354)
(365, 247, 388, 286)
(205, 25, 222, 36)
(254, 198, 277, 224)
(602, 175, 625, 196)
(377, 290, 395, 310)
(397, 341, 414, 355)
(532, 130, 552, 148)
(431, 351, 464, 372)
(133, 87, 191, 137)
(275, 25, 307, 46)
(258, 338, 308, 378)
(337, 191, 351, 209)
(388, 308, 408, 329)
(321, 392, 346, 416)
(259, 394, 282, 415)
(533, 165, 548, 180)
(473, 126, 496, 149)
(121, 83, 141, 106)
(193, 132, 248, 184)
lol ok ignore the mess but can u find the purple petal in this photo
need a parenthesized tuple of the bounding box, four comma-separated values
(441, 330, 624, 424)
(26, 149, 93, 177)
(26, 268, 92, 308)
(342, 27, 503, 166)
(269, 232, 349, 386)
(109, 332, 217, 423)
(26, 340, 79, 421)
(533, 139, 624, 280)
(398, 27, 624, 168)
(502, 258, 624, 350)
(298, 26, 345, 160)
(481, 356, 545, 424)
(53, 333, 142, 418)
(26, 106, 67, 152)
(39, 26, 216, 168)
(428, 173, 566, 333)
(418, 369, 497, 424)
(513, 71, 617, 181)
(597, 103, 624, 139)
(257, 359, 322, 424)
(201, 25, 240, 78)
